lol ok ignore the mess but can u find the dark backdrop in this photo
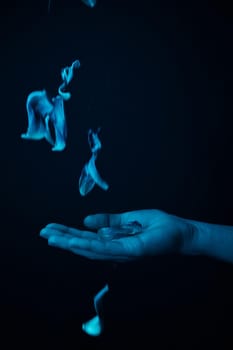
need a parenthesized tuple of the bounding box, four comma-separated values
(1, 0, 233, 348)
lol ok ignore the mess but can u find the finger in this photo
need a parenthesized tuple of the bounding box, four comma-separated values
(40, 226, 96, 239)
(69, 247, 130, 262)
(41, 232, 76, 242)
(83, 212, 131, 229)
(43, 223, 97, 237)
(69, 235, 143, 258)
(48, 235, 71, 250)
(84, 214, 115, 229)
(45, 223, 71, 231)
(47, 235, 130, 262)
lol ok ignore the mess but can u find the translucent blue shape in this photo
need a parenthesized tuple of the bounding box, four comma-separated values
(97, 221, 143, 240)
(82, 315, 102, 337)
(79, 153, 109, 195)
(79, 129, 109, 196)
(81, 0, 97, 8)
(88, 127, 101, 154)
(21, 90, 54, 143)
(48, 0, 51, 13)
(82, 284, 109, 337)
(50, 95, 67, 151)
(21, 59, 80, 151)
(21, 90, 67, 151)
(58, 59, 80, 100)
(79, 161, 96, 196)
(94, 283, 109, 316)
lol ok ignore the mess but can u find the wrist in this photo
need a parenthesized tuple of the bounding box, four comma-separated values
(180, 219, 204, 256)
(181, 218, 233, 264)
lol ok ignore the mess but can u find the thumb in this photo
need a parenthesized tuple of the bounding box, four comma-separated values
(83, 213, 123, 230)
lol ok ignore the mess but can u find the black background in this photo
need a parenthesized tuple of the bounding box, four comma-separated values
(1, 0, 233, 348)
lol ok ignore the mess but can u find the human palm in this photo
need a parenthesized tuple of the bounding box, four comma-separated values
(40, 209, 194, 262)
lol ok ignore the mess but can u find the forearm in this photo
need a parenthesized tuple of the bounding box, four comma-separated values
(185, 219, 233, 264)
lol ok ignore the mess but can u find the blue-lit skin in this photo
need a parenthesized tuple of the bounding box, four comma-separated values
(40, 209, 194, 262)
(81, 0, 97, 8)
(82, 284, 109, 336)
(40, 209, 233, 264)
(79, 128, 109, 196)
(97, 221, 142, 241)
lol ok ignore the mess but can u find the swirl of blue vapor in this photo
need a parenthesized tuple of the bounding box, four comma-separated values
(79, 128, 109, 195)
(21, 60, 80, 151)
(48, 0, 97, 13)
(82, 284, 109, 337)
(81, 0, 97, 8)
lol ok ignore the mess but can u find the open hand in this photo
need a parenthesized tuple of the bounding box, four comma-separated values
(40, 209, 195, 262)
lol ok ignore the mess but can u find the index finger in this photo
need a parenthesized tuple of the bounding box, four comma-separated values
(40, 224, 97, 239)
